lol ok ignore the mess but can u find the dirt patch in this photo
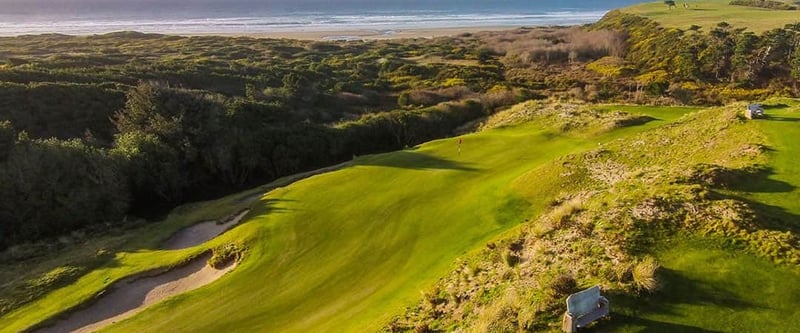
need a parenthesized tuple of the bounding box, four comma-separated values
(35, 252, 234, 333)
(161, 209, 249, 250)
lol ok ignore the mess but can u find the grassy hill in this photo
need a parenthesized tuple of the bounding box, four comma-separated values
(620, 0, 800, 32)
(1, 104, 695, 332)
(389, 100, 800, 331)
(3, 100, 799, 332)
(608, 102, 800, 331)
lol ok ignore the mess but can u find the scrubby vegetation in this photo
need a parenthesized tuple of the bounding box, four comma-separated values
(2, 3, 800, 331)
(729, 0, 797, 10)
(2, 14, 800, 249)
(387, 102, 800, 331)
(595, 12, 800, 103)
(207, 242, 244, 269)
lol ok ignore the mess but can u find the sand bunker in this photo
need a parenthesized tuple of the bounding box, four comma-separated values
(33, 210, 248, 332)
(36, 252, 234, 333)
(162, 209, 249, 250)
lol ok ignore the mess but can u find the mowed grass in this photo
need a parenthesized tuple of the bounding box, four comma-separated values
(596, 100, 800, 332)
(0, 106, 696, 333)
(603, 236, 800, 332)
(0, 187, 264, 333)
(739, 101, 800, 215)
(620, 0, 800, 33)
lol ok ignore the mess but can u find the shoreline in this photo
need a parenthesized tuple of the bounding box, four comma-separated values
(172, 25, 527, 40)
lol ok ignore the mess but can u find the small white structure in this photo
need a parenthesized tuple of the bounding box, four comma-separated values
(562, 286, 610, 332)
(745, 104, 765, 119)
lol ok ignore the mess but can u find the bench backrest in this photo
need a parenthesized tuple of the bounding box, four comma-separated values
(566, 286, 601, 316)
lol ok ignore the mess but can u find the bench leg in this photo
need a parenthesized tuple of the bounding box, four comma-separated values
(562, 312, 578, 333)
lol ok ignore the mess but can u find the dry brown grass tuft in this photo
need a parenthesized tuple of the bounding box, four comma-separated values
(632, 256, 660, 293)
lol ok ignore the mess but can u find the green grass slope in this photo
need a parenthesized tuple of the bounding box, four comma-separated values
(621, 0, 800, 33)
(0, 104, 695, 333)
(741, 102, 800, 214)
(387, 101, 800, 332)
(599, 101, 800, 332)
(107, 107, 695, 333)
(607, 236, 800, 332)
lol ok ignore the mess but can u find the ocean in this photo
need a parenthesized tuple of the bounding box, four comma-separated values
(0, 0, 645, 36)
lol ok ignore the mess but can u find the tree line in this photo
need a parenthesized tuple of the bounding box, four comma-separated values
(0, 82, 493, 249)
(596, 11, 800, 103)
(3, 19, 800, 247)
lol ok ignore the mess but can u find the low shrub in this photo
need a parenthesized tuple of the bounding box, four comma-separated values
(632, 256, 660, 293)
(207, 243, 244, 269)
(729, 0, 797, 10)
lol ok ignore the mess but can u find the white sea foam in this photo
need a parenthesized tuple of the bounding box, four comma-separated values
(0, 10, 610, 36)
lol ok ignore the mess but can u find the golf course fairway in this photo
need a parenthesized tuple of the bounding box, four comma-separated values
(2, 106, 697, 332)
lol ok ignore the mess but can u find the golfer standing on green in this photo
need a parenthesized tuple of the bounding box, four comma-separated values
(458, 137, 462, 156)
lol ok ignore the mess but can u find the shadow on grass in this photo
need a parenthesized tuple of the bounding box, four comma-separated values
(592, 268, 753, 332)
(355, 151, 478, 171)
(763, 115, 800, 122)
(711, 192, 800, 234)
(590, 313, 722, 333)
(761, 103, 789, 110)
(686, 163, 795, 194)
(714, 166, 796, 194)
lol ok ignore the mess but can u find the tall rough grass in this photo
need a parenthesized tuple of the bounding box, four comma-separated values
(632, 256, 660, 293)
(388, 103, 800, 331)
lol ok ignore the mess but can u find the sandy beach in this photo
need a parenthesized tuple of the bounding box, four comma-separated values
(182, 25, 526, 40)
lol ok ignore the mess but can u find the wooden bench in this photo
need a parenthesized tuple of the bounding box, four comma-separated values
(562, 285, 609, 332)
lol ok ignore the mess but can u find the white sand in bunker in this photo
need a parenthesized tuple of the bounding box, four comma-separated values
(36, 252, 235, 333)
(162, 209, 249, 250)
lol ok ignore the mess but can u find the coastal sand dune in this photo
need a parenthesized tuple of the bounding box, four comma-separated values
(35, 252, 235, 333)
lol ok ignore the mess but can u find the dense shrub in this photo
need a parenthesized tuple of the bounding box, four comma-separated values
(0, 138, 129, 247)
(729, 0, 797, 10)
(0, 82, 125, 142)
(480, 27, 627, 66)
(208, 243, 244, 269)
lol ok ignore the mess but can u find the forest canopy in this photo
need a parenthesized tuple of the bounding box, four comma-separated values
(1, 13, 800, 248)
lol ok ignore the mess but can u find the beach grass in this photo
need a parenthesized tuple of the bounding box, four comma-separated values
(620, 0, 800, 33)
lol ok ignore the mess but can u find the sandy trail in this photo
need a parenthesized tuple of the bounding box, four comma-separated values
(161, 209, 249, 250)
(36, 253, 234, 333)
